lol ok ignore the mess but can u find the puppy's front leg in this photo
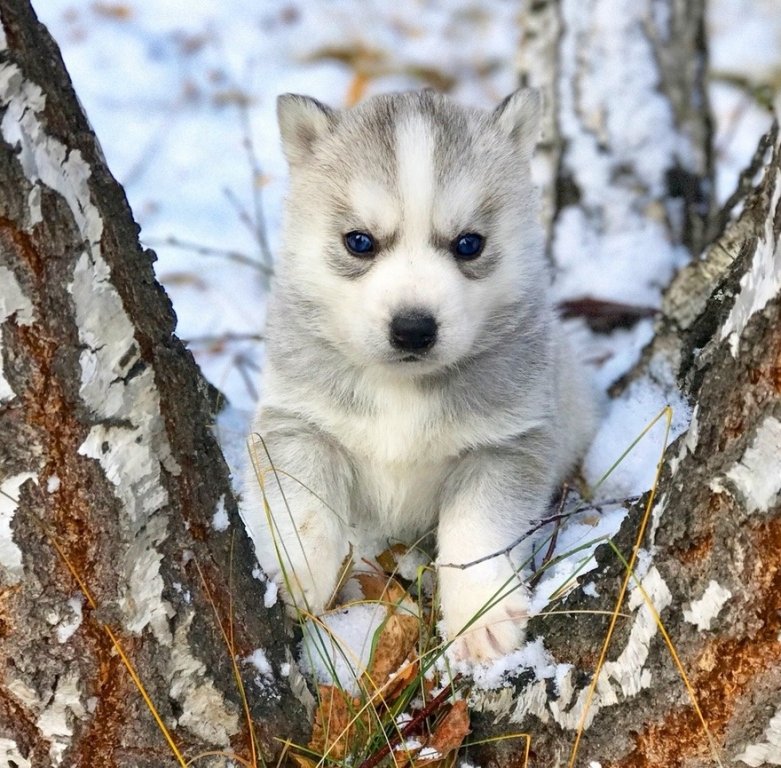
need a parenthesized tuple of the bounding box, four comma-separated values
(244, 409, 353, 616)
(437, 443, 554, 662)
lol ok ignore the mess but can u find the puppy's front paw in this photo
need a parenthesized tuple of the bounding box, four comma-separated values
(438, 561, 530, 663)
(269, 545, 348, 619)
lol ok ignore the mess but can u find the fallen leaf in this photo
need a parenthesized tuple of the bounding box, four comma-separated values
(91, 2, 132, 20)
(356, 572, 409, 605)
(380, 655, 419, 703)
(416, 700, 470, 765)
(309, 685, 372, 760)
(159, 271, 208, 290)
(289, 753, 319, 768)
(363, 612, 419, 693)
(558, 296, 658, 332)
(376, 543, 409, 574)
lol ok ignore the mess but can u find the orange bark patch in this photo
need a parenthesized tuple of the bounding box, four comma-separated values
(614, 517, 781, 768)
(675, 531, 714, 565)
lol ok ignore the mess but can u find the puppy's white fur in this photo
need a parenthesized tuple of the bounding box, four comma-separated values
(244, 90, 596, 662)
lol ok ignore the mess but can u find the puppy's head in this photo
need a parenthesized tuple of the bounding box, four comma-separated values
(276, 89, 546, 375)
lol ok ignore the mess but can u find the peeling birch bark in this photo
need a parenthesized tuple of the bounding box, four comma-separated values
(0, 4, 308, 767)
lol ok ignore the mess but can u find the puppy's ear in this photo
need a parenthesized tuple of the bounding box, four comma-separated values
(277, 94, 336, 167)
(493, 88, 542, 158)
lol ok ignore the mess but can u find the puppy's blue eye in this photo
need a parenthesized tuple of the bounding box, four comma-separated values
(452, 233, 485, 260)
(344, 231, 375, 257)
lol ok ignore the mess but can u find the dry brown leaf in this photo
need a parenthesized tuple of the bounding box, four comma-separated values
(392, 745, 418, 768)
(415, 700, 470, 764)
(580, 512, 602, 527)
(309, 685, 372, 760)
(382, 656, 419, 702)
(158, 271, 208, 290)
(355, 571, 390, 602)
(289, 753, 319, 768)
(356, 572, 409, 606)
(91, 2, 132, 20)
(363, 612, 419, 693)
(376, 543, 409, 574)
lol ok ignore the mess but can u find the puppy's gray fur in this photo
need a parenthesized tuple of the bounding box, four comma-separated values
(244, 89, 596, 661)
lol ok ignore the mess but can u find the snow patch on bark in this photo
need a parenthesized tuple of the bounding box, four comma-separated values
(36, 669, 86, 766)
(721, 165, 781, 356)
(169, 613, 240, 745)
(478, 565, 672, 730)
(212, 494, 229, 531)
(0, 472, 34, 584)
(725, 416, 781, 512)
(583, 378, 691, 499)
(264, 577, 278, 608)
(454, 637, 562, 692)
(735, 704, 781, 767)
(0, 265, 35, 402)
(683, 580, 732, 631)
(245, 648, 273, 677)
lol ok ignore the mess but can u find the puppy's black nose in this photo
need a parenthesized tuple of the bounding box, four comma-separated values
(390, 311, 438, 352)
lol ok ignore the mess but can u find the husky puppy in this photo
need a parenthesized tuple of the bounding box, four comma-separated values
(244, 89, 596, 662)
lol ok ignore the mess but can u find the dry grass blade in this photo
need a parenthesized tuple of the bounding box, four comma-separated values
(186, 750, 252, 767)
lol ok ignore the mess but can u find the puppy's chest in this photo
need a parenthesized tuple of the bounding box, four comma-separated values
(331, 386, 466, 465)
(336, 397, 461, 532)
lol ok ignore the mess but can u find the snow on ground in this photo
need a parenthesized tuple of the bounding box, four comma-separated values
(299, 602, 388, 695)
(32, 0, 781, 686)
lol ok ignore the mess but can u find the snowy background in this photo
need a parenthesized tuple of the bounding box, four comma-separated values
(32, 0, 781, 678)
(35, 0, 780, 430)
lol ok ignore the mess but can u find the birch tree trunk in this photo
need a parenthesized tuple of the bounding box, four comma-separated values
(0, 4, 309, 767)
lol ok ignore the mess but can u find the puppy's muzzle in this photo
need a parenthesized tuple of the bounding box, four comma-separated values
(389, 311, 438, 353)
